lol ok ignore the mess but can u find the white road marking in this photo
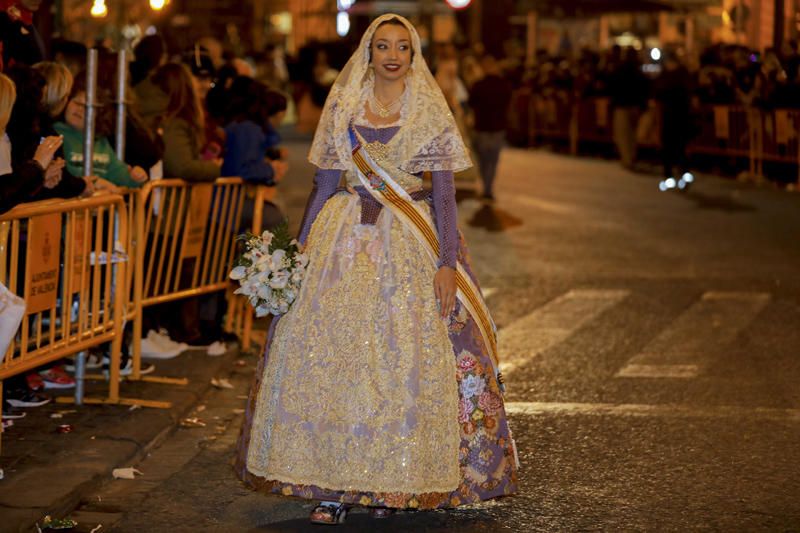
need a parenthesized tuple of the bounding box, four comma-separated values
(499, 289, 630, 375)
(505, 401, 800, 422)
(616, 291, 770, 379)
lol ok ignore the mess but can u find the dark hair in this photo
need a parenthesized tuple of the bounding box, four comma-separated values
(224, 76, 287, 133)
(152, 62, 205, 147)
(131, 35, 166, 86)
(5, 64, 46, 162)
(370, 18, 415, 63)
(69, 70, 114, 139)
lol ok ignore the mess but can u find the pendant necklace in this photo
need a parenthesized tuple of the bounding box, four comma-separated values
(369, 89, 403, 118)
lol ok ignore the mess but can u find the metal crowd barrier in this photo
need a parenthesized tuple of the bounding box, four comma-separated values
(526, 93, 800, 185)
(0, 195, 129, 447)
(127, 178, 244, 382)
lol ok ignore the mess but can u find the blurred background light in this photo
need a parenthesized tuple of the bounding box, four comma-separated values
(336, 11, 350, 37)
(90, 0, 107, 18)
(650, 48, 661, 61)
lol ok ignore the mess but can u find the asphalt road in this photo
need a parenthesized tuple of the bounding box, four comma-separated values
(69, 145, 800, 532)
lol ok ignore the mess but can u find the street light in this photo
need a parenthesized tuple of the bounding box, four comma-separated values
(445, 0, 471, 8)
(90, 0, 108, 18)
(150, 0, 167, 10)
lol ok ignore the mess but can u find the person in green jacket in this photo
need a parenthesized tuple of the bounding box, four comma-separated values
(54, 73, 148, 189)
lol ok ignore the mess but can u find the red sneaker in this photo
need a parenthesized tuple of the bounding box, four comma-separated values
(25, 372, 44, 391)
(39, 366, 76, 389)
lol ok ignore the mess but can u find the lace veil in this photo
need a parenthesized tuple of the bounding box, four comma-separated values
(308, 14, 472, 174)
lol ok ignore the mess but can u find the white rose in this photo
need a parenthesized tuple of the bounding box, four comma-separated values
(229, 266, 247, 280)
(269, 271, 289, 289)
(261, 231, 274, 246)
(270, 249, 287, 271)
(257, 285, 273, 300)
(255, 304, 270, 317)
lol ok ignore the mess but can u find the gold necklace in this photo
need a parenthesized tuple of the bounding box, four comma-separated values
(369, 89, 403, 118)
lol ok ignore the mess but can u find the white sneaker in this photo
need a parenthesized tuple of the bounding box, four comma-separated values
(152, 329, 190, 352)
(207, 341, 227, 357)
(64, 353, 104, 372)
(140, 335, 184, 360)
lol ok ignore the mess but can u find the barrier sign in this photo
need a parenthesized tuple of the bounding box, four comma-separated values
(25, 213, 62, 314)
(180, 184, 213, 259)
(71, 211, 88, 291)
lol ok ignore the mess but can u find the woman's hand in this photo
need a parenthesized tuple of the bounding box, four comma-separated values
(93, 177, 120, 194)
(271, 159, 289, 182)
(80, 177, 95, 197)
(43, 158, 65, 189)
(433, 266, 456, 318)
(129, 165, 149, 183)
(33, 135, 63, 169)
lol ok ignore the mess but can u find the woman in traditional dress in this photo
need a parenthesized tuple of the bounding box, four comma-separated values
(235, 14, 518, 525)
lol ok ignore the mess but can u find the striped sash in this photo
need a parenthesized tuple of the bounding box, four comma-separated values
(348, 128, 504, 392)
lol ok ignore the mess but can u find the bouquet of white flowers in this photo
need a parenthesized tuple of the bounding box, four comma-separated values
(229, 223, 309, 317)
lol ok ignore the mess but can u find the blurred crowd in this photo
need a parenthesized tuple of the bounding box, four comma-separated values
(521, 41, 800, 109)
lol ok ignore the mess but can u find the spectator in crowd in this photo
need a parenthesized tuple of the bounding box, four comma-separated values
(152, 62, 221, 181)
(50, 38, 86, 77)
(24, 61, 99, 200)
(655, 50, 695, 192)
(95, 48, 163, 173)
(0, 71, 63, 214)
(183, 45, 224, 161)
(609, 47, 649, 169)
(132, 35, 169, 130)
(4, 64, 90, 202)
(54, 73, 148, 189)
(0, 0, 45, 72)
(468, 54, 513, 201)
(221, 76, 287, 187)
(130, 34, 167, 88)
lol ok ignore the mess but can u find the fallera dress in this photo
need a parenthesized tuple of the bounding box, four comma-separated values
(235, 12, 517, 511)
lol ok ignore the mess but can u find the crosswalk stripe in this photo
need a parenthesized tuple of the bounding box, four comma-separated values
(505, 401, 800, 422)
(616, 291, 770, 379)
(499, 289, 630, 375)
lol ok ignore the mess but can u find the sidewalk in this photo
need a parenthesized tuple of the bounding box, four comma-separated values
(0, 341, 253, 533)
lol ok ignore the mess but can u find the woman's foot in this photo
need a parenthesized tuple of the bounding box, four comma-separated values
(309, 502, 347, 525)
(369, 507, 395, 519)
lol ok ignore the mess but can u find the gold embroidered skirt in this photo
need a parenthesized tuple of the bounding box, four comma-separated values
(244, 192, 462, 494)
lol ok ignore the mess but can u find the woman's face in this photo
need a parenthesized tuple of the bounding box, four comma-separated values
(370, 23, 412, 82)
(65, 91, 86, 131)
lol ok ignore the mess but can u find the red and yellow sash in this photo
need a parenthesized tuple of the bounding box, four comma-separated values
(349, 128, 504, 391)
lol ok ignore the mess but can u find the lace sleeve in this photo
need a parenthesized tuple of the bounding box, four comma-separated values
(297, 168, 342, 245)
(431, 170, 458, 269)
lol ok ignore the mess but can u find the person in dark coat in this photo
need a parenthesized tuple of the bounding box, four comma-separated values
(468, 55, 513, 201)
(0, 0, 46, 72)
(654, 51, 695, 191)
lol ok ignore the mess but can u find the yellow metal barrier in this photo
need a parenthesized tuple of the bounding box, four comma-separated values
(129, 178, 265, 376)
(0, 195, 145, 425)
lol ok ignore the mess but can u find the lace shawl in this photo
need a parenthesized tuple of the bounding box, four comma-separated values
(307, 13, 472, 174)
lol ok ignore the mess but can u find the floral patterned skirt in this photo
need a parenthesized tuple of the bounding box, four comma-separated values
(234, 192, 517, 509)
